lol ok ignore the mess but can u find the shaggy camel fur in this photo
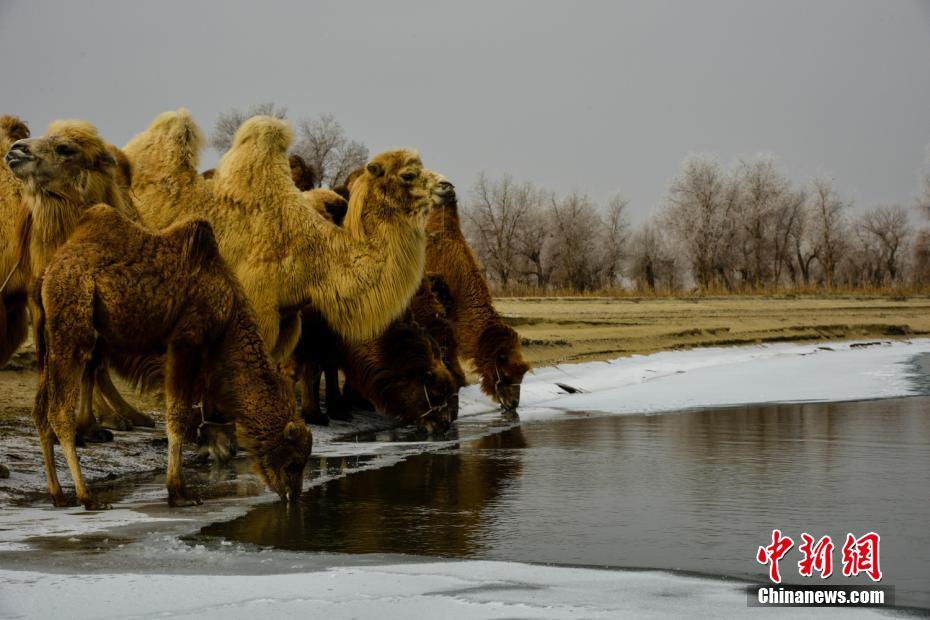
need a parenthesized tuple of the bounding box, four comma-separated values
(4, 120, 155, 435)
(426, 187, 530, 410)
(0, 116, 30, 368)
(124, 110, 450, 363)
(35, 206, 311, 509)
(415, 274, 468, 389)
(295, 298, 458, 433)
(203, 154, 317, 191)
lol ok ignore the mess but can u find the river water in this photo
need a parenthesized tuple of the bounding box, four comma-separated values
(201, 396, 930, 609)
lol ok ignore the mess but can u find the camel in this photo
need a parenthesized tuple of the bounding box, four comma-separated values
(34, 206, 311, 509)
(295, 297, 458, 433)
(0, 116, 30, 368)
(289, 154, 317, 191)
(425, 186, 530, 410)
(4, 119, 155, 436)
(124, 110, 452, 364)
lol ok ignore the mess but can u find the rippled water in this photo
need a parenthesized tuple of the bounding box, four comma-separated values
(202, 397, 930, 608)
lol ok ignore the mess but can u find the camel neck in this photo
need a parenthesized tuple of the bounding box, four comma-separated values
(213, 301, 289, 439)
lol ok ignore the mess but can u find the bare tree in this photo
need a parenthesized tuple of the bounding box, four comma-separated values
(733, 155, 790, 289)
(770, 188, 806, 288)
(859, 205, 911, 283)
(629, 219, 678, 292)
(464, 174, 531, 286)
(808, 178, 849, 289)
(662, 155, 738, 290)
(210, 102, 288, 153)
(513, 186, 552, 287)
(911, 229, 930, 286)
(600, 194, 631, 287)
(292, 113, 369, 188)
(548, 192, 605, 291)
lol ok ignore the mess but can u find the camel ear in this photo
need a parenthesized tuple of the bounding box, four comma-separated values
(366, 162, 384, 178)
(284, 421, 303, 443)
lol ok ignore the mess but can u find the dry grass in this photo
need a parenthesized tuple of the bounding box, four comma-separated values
(493, 295, 930, 368)
(491, 283, 929, 299)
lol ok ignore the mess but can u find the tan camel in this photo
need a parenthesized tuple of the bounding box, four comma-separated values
(4, 120, 155, 436)
(124, 110, 452, 363)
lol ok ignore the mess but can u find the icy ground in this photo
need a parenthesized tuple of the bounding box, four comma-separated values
(2, 338, 928, 618)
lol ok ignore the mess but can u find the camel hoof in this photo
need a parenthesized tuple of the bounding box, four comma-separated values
(305, 412, 330, 426)
(98, 412, 133, 432)
(124, 408, 156, 428)
(51, 493, 73, 508)
(82, 498, 112, 511)
(79, 427, 115, 444)
(168, 492, 203, 507)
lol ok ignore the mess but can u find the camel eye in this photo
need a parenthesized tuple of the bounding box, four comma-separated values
(399, 171, 417, 183)
(54, 144, 78, 157)
(497, 354, 507, 363)
(424, 371, 436, 385)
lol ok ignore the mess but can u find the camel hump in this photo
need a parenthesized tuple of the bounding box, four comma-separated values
(232, 116, 293, 154)
(125, 108, 204, 170)
(0, 115, 30, 142)
(174, 219, 219, 267)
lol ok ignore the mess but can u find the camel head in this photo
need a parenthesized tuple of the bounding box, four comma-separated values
(344, 149, 452, 232)
(475, 323, 531, 412)
(377, 322, 458, 434)
(250, 417, 312, 504)
(5, 120, 122, 206)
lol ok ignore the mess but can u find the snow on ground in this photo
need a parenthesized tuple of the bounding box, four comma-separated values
(0, 561, 887, 619)
(2, 339, 928, 618)
(459, 338, 930, 420)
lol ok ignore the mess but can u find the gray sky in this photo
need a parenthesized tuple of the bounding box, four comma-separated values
(2, 0, 929, 222)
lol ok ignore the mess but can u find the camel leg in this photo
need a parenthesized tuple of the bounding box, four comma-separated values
(271, 313, 302, 363)
(95, 366, 155, 429)
(32, 369, 67, 507)
(325, 364, 352, 421)
(77, 364, 115, 443)
(47, 357, 109, 510)
(300, 360, 328, 426)
(164, 342, 201, 507)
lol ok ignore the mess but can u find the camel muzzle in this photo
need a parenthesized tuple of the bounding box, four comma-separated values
(5, 142, 35, 171)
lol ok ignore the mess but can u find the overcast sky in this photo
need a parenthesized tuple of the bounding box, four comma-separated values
(1, 0, 929, 222)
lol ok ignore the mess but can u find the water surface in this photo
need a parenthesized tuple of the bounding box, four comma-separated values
(202, 397, 930, 608)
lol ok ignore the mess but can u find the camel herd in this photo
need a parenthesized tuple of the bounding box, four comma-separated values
(0, 110, 530, 509)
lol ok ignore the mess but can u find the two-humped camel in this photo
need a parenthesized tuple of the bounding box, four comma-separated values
(123, 110, 452, 364)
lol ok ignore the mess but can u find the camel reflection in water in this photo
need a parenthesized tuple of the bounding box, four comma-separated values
(200, 426, 528, 555)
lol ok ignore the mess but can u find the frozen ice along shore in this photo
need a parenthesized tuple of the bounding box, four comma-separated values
(458, 337, 930, 420)
(2, 338, 928, 619)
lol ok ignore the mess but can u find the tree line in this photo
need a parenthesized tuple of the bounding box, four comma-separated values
(463, 154, 930, 294)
